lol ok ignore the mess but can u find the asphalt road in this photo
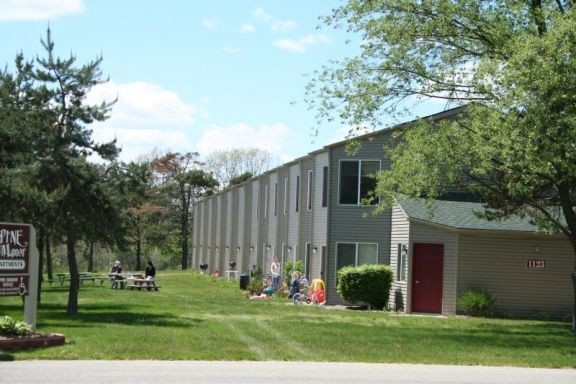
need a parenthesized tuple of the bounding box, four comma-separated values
(1, 361, 575, 384)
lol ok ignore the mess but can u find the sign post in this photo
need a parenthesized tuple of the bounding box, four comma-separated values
(0, 223, 39, 331)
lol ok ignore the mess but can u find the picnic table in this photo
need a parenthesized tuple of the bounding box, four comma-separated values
(52, 273, 108, 287)
(126, 278, 161, 291)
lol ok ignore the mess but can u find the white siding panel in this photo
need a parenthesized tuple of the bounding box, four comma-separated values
(389, 204, 410, 310)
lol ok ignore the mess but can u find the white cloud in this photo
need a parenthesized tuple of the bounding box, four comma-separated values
(0, 0, 85, 22)
(86, 81, 200, 161)
(202, 18, 216, 30)
(274, 34, 331, 53)
(252, 6, 296, 33)
(241, 23, 255, 33)
(198, 122, 290, 158)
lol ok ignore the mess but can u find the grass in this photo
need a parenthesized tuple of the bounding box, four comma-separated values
(1, 270, 575, 367)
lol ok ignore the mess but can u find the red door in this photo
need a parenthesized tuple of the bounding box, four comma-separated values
(411, 243, 444, 313)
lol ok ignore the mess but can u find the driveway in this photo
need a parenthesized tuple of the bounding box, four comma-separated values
(1, 360, 574, 384)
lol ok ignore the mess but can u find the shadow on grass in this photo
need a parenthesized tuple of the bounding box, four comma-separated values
(375, 321, 576, 353)
(37, 303, 198, 329)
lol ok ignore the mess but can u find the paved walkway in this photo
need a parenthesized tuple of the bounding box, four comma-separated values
(1, 361, 575, 384)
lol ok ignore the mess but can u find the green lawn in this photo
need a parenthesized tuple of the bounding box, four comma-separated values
(1, 270, 574, 367)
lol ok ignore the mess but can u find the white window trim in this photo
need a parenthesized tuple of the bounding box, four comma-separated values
(396, 243, 408, 282)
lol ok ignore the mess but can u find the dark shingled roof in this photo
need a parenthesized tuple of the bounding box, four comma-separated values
(396, 197, 542, 233)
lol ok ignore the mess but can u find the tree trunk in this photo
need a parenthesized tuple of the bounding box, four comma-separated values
(572, 272, 576, 334)
(46, 237, 53, 281)
(66, 229, 79, 315)
(181, 213, 188, 270)
(87, 241, 94, 272)
(180, 187, 189, 270)
(37, 229, 44, 304)
(135, 216, 142, 271)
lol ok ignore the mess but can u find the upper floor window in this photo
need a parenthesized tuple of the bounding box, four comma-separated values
(295, 175, 300, 212)
(339, 160, 380, 205)
(307, 170, 313, 211)
(321, 166, 328, 208)
(283, 178, 288, 215)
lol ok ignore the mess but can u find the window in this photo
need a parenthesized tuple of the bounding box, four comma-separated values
(321, 166, 328, 208)
(307, 170, 313, 211)
(295, 175, 300, 212)
(264, 185, 269, 218)
(274, 182, 278, 217)
(396, 243, 407, 281)
(283, 178, 288, 215)
(336, 242, 378, 274)
(304, 242, 311, 278)
(339, 160, 380, 205)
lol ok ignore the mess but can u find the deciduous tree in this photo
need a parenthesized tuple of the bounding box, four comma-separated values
(308, 1, 576, 332)
(204, 148, 271, 188)
(155, 152, 218, 269)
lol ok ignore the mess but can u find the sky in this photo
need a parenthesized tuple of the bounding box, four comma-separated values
(0, 0, 443, 165)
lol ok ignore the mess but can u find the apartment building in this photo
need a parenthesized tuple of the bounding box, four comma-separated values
(191, 107, 573, 318)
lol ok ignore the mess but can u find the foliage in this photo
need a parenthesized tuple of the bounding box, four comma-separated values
(229, 171, 253, 187)
(309, 0, 576, 333)
(457, 289, 496, 317)
(204, 148, 271, 188)
(0, 316, 32, 337)
(337, 264, 393, 309)
(154, 152, 218, 269)
(246, 265, 264, 295)
(283, 260, 304, 285)
(0, 28, 122, 314)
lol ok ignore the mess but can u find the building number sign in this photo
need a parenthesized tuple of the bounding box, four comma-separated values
(526, 259, 545, 269)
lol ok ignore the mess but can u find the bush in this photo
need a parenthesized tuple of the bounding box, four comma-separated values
(0, 316, 32, 337)
(457, 289, 496, 317)
(337, 264, 393, 310)
(283, 260, 303, 284)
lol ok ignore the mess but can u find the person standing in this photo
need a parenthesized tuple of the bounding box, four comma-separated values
(270, 256, 280, 290)
(145, 261, 156, 280)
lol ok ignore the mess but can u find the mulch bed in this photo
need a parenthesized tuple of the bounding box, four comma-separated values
(0, 333, 65, 350)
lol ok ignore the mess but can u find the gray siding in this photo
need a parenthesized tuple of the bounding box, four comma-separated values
(276, 167, 289, 273)
(299, 157, 314, 279)
(264, 173, 278, 273)
(257, 175, 269, 271)
(327, 132, 393, 304)
(249, 179, 260, 269)
(236, 185, 250, 273)
(311, 151, 329, 280)
(458, 234, 572, 319)
(287, 164, 300, 262)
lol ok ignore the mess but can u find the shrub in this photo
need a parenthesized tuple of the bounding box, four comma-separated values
(457, 289, 496, 317)
(283, 260, 303, 284)
(337, 264, 393, 310)
(0, 316, 32, 337)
